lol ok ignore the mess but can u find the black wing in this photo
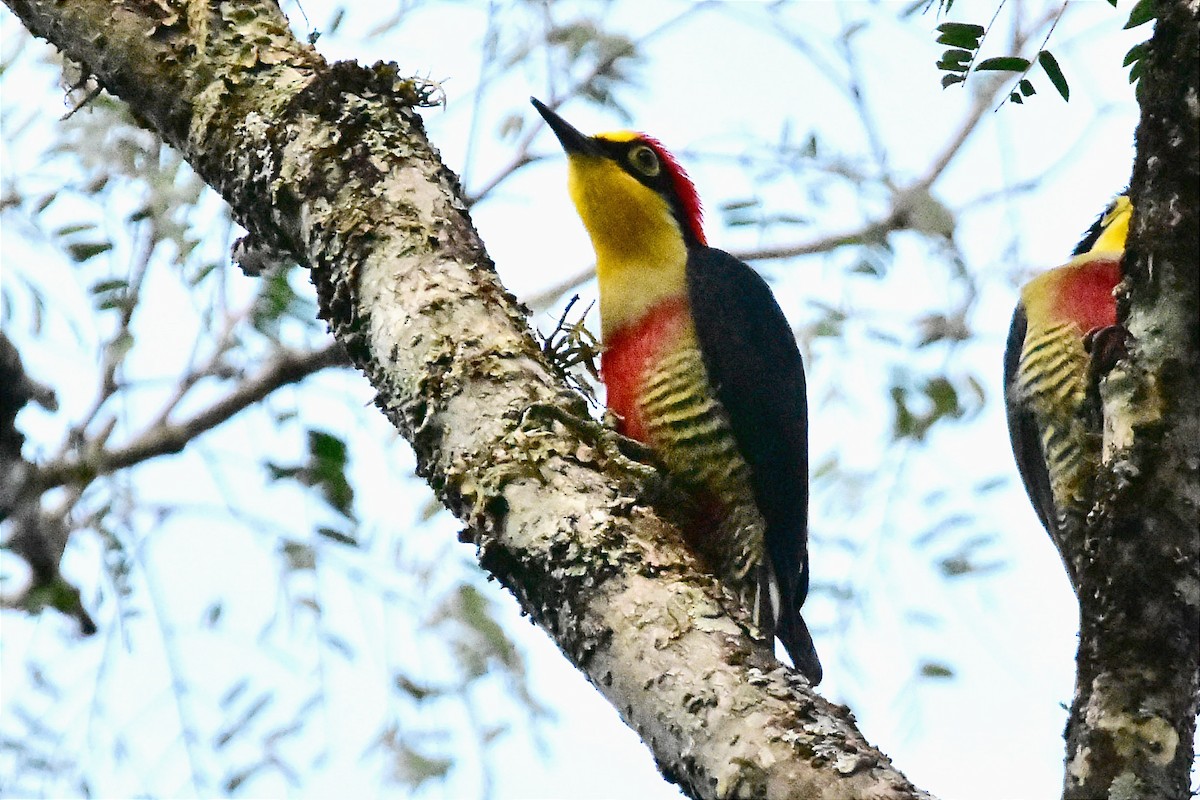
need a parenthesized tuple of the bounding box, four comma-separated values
(686, 246, 821, 684)
(1004, 303, 1057, 535)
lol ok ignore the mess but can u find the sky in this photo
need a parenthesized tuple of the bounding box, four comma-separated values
(0, 1, 1157, 798)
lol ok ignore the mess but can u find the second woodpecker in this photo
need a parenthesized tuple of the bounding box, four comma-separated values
(531, 98, 821, 684)
(1004, 195, 1131, 584)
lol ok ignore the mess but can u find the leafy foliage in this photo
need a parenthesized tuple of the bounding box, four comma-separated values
(0, 21, 546, 799)
(932, 0, 1157, 103)
(935, 18, 1070, 106)
(1120, 0, 1155, 86)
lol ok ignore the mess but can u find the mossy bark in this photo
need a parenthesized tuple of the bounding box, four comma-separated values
(1064, 1, 1200, 797)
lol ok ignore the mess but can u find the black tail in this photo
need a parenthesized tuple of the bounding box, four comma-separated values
(778, 610, 822, 685)
(758, 563, 822, 684)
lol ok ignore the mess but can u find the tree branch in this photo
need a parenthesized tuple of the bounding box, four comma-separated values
(1, 0, 933, 796)
(30, 341, 349, 491)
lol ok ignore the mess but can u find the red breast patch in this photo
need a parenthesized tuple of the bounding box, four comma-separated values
(601, 296, 692, 443)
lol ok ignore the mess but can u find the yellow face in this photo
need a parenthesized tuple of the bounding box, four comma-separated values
(1090, 195, 1131, 254)
(566, 132, 690, 335)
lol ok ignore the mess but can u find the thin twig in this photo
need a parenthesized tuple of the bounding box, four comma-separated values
(465, 4, 709, 207)
(31, 342, 349, 492)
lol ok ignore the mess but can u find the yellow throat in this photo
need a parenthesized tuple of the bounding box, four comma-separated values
(1091, 196, 1132, 254)
(566, 132, 690, 337)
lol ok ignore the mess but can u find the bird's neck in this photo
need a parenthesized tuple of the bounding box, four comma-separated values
(1090, 200, 1131, 254)
(566, 157, 692, 335)
(1023, 256, 1120, 333)
(596, 244, 689, 338)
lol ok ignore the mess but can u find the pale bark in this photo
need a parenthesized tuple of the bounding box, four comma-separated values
(0, 1, 931, 797)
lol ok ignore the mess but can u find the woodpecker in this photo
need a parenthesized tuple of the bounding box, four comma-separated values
(1004, 196, 1131, 575)
(531, 98, 821, 684)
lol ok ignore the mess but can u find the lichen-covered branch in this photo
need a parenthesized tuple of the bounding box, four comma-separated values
(1, 1, 932, 796)
(1065, 0, 1200, 797)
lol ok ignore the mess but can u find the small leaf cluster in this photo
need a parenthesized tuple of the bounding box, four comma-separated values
(1118, 0, 1155, 86)
(935, 22, 1069, 104)
(267, 428, 357, 521)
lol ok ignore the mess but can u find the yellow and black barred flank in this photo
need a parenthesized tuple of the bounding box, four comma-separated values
(1016, 319, 1096, 521)
(638, 337, 763, 591)
(1004, 196, 1130, 544)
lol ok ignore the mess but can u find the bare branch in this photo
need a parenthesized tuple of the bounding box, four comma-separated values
(465, 5, 708, 206)
(31, 342, 349, 491)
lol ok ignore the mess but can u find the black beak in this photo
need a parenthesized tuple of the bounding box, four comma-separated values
(530, 97, 598, 156)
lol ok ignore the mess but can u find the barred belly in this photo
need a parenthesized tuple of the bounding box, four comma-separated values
(1018, 319, 1097, 520)
(637, 339, 764, 600)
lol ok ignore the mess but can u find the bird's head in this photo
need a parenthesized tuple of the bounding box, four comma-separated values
(531, 98, 706, 267)
(1073, 195, 1132, 256)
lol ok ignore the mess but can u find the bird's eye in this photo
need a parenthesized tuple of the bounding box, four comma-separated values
(1102, 196, 1130, 225)
(628, 145, 660, 177)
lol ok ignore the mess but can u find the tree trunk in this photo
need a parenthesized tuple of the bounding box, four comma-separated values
(1063, 1, 1200, 797)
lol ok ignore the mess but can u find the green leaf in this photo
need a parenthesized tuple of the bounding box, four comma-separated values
(941, 73, 967, 88)
(395, 675, 443, 702)
(90, 278, 128, 294)
(251, 266, 296, 333)
(1019, 79, 1036, 97)
(924, 377, 961, 420)
(1123, 42, 1148, 67)
(937, 48, 973, 70)
(890, 385, 917, 439)
(316, 527, 358, 547)
(265, 462, 300, 481)
(975, 56, 1030, 72)
(936, 21, 985, 36)
(935, 31, 976, 49)
(1124, 0, 1155, 28)
(53, 222, 96, 237)
(935, 22, 984, 49)
(97, 297, 125, 311)
(1106, 0, 1117, 5)
(308, 429, 347, 464)
(66, 241, 113, 262)
(307, 429, 354, 518)
(1038, 50, 1069, 101)
(920, 662, 955, 679)
(1009, 92, 1024, 105)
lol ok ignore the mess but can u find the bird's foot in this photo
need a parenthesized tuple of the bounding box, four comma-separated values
(1084, 324, 1129, 376)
